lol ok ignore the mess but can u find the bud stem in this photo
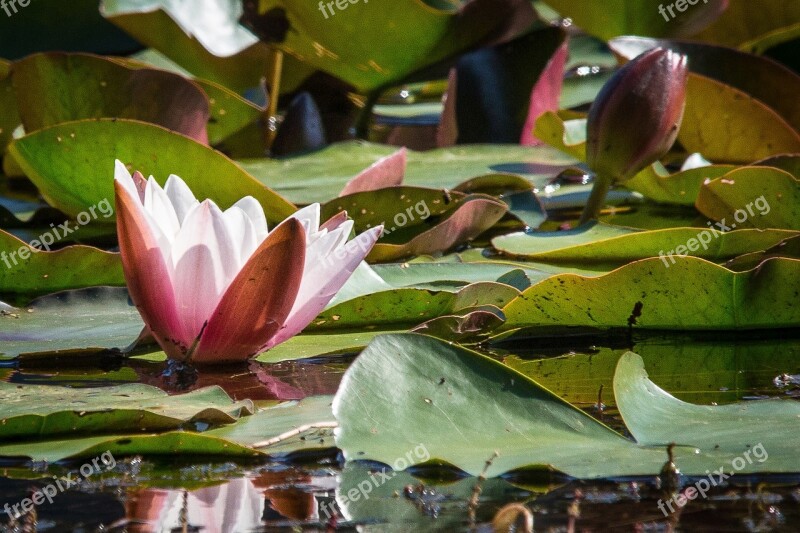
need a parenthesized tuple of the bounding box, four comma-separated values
(578, 173, 614, 225)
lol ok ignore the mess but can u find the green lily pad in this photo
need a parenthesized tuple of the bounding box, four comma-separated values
(0, 230, 124, 297)
(615, 352, 799, 471)
(0, 382, 254, 440)
(694, 0, 800, 51)
(504, 335, 800, 407)
(679, 73, 800, 162)
(0, 395, 335, 461)
(238, 141, 577, 205)
(542, 0, 727, 41)
(501, 256, 800, 331)
(12, 53, 210, 143)
(532, 111, 586, 160)
(492, 222, 797, 266)
(100, 0, 312, 92)
(0, 288, 139, 359)
(333, 332, 647, 478)
(625, 163, 736, 205)
(724, 235, 800, 271)
(313, 282, 518, 330)
(242, 0, 533, 93)
(321, 186, 466, 235)
(368, 196, 508, 262)
(8, 119, 296, 225)
(334, 333, 800, 478)
(695, 166, 800, 230)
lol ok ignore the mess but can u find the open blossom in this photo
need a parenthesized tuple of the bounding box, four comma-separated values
(113, 160, 382, 364)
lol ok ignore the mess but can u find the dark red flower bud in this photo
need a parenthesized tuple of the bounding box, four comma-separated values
(586, 48, 688, 181)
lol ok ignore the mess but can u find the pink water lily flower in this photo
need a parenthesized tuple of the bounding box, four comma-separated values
(114, 161, 382, 364)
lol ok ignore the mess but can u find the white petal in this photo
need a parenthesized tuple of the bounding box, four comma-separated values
(169, 200, 240, 342)
(144, 177, 181, 243)
(231, 196, 268, 242)
(290, 204, 321, 238)
(114, 160, 137, 199)
(222, 205, 258, 267)
(164, 174, 199, 225)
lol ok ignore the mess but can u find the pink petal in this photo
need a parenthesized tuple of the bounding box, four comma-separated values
(263, 226, 382, 349)
(170, 201, 240, 345)
(191, 218, 307, 364)
(114, 180, 186, 360)
(320, 210, 349, 232)
(339, 148, 407, 196)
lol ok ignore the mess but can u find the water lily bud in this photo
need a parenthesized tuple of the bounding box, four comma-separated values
(586, 47, 688, 181)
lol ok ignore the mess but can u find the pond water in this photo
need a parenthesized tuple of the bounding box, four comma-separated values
(2, 333, 799, 531)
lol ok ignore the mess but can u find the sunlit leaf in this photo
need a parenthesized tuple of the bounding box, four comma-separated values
(8, 119, 296, 225)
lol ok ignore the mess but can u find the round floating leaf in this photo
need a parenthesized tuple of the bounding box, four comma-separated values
(0, 230, 123, 297)
(501, 256, 800, 331)
(678, 73, 800, 162)
(8, 119, 296, 225)
(0, 59, 20, 152)
(695, 166, 800, 230)
(492, 222, 797, 266)
(625, 162, 735, 205)
(240, 141, 577, 205)
(12, 53, 210, 143)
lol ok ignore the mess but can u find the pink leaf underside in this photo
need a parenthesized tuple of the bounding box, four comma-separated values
(369, 197, 507, 261)
(191, 218, 307, 364)
(521, 40, 569, 146)
(338, 148, 407, 196)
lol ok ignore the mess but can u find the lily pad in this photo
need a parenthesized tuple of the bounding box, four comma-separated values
(693, 0, 800, 51)
(695, 166, 800, 230)
(615, 352, 800, 470)
(0, 395, 335, 461)
(0, 288, 139, 359)
(492, 222, 797, 266)
(625, 163, 736, 205)
(500, 256, 800, 331)
(368, 196, 508, 262)
(0, 382, 254, 440)
(238, 141, 577, 205)
(100, 0, 312, 92)
(241, 0, 534, 93)
(0, 230, 124, 297)
(532, 111, 586, 160)
(542, 0, 727, 41)
(313, 282, 518, 330)
(678, 73, 800, 162)
(334, 333, 800, 478)
(8, 119, 296, 225)
(504, 335, 800, 407)
(12, 53, 210, 143)
(110, 55, 264, 144)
